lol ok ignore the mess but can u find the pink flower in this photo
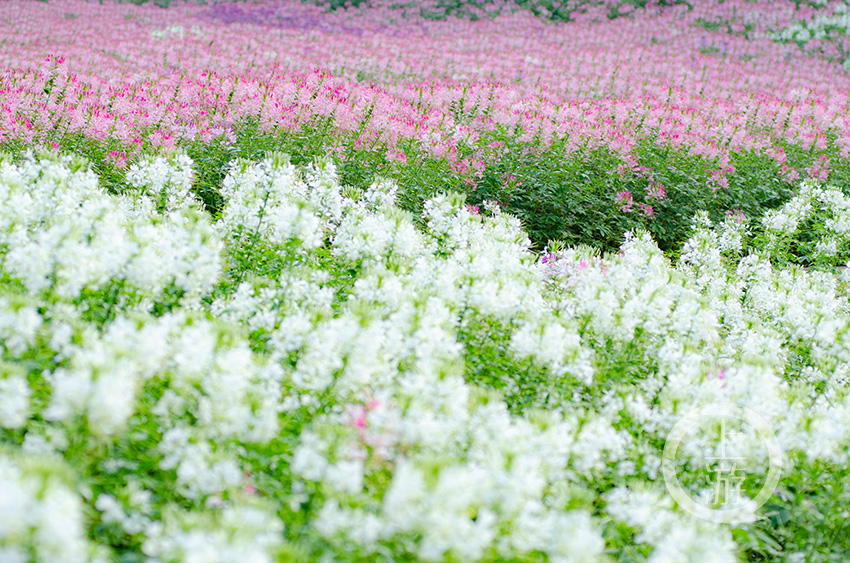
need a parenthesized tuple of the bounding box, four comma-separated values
(807, 154, 830, 182)
(645, 182, 666, 200)
(107, 150, 128, 169)
(639, 203, 654, 217)
(726, 208, 745, 225)
(616, 191, 634, 212)
(386, 148, 407, 163)
(780, 166, 800, 183)
(346, 404, 368, 429)
(353, 413, 367, 428)
(346, 396, 383, 430)
(243, 472, 258, 495)
(708, 171, 729, 193)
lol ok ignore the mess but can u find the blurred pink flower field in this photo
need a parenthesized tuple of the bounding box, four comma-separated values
(2, 0, 848, 184)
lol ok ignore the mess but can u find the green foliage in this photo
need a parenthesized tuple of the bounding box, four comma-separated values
(305, 0, 692, 22)
(734, 459, 850, 562)
(9, 114, 838, 257)
(469, 137, 804, 254)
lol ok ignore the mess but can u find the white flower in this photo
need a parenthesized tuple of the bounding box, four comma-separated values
(0, 454, 92, 563)
(0, 375, 31, 429)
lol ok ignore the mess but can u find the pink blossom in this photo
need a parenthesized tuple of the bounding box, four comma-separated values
(645, 182, 666, 200)
(107, 150, 128, 168)
(726, 208, 746, 225)
(708, 171, 729, 193)
(616, 191, 634, 213)
(806, 154, 830, 182)
(386, 148, 407, 163)
(780, 165, 800, 183)
(347, 405, 369, 429)
(243, 472, 258, 495)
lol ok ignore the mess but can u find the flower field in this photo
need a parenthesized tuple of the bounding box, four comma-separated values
(2, 0, 850, 561)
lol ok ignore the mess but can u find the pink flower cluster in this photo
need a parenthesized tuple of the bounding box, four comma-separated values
(807, 154, 830, 182)
(645, 181, 665, 200)
(618, 190, 654, 216)
(616, 190, 634, 212)
(726, 208, 746, 225)
(0, 0, 847, 185)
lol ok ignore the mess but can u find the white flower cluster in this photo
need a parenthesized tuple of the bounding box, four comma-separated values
(140, 502, 284, 563)
(125, 151, 198, 212)
(209, 157, 619, 560)
(5, 153, 850, 561)
(761, 179, 850, 263)
(762, 192, 813, 236)
(0, 454, 102, 563)
(296, 396, 618, 562)
(605, 486, 737, 563)
(0, 152, 221, 306)
(769, 5, 850, 67)
(0, 153, 290, 561)
(216, 154, 343, 251)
